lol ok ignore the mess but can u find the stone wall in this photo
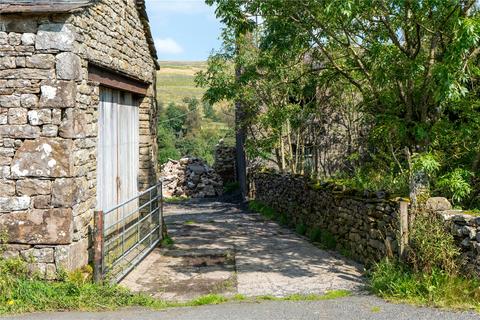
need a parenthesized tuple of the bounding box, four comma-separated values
(250, 172, 402, 264)
(251, 172, 480, 276)
(213, 140, 236, 184)
(0, 0, 158, 277)
(437, 210, 480, 276)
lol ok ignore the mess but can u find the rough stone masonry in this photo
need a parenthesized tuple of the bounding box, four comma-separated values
(251, 172, 480, 277)
(0, 0, 159, 278)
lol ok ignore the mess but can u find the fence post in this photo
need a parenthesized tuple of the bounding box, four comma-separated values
(93, 210, 104, 283)
(399, 201, 409, 260)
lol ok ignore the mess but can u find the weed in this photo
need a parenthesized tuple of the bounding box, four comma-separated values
(160, 236, 175, 247)
(248, 200, 276, 220)
(189, 294, 227, 306)
(371, 306, 381, 313)
(307, 227, 322, 242)
(408, 213, 460, 275)
(295, 223, 307, 236)
(320, 230, 336, 250)
(369, 259, 480, 311)
(164, 196, 189, 203)
(278, 213, 289, 226)
(184, 220, 196, 225)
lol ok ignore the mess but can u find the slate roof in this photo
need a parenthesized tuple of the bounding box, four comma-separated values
(0, 0, 159, 69)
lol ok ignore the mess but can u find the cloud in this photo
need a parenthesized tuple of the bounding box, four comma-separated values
(155, 37, 184, 55)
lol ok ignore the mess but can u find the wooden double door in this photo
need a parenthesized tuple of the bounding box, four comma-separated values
(97, 87, 139, 223)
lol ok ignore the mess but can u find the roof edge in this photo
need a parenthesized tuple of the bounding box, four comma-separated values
(135, 0, 160, 70)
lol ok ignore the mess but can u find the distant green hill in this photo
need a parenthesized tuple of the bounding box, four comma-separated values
(157, 61, 207, 106)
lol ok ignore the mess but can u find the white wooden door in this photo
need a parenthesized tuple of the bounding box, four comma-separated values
(97, 87, 139, 229)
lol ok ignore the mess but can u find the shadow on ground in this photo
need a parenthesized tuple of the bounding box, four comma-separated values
(120, 197, 365, 301)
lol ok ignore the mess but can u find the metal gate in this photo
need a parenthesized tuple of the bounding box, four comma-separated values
(93, 181, 163, 283)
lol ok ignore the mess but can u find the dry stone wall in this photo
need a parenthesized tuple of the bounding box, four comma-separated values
(0, 0, 158, 277)
(437, 209, 480, 276)
(213, 140, 236, 184)
(251, 172, 480, 277)
(250, 172, 402, 264)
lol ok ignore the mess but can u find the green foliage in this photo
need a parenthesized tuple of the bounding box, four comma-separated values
(223, 182, 240, 194)
(157, 126, 181, 164)
(370, 259, 480, 311)
(437, 169, 473, 204)
(307, 227, 322, 243)
(295, 223, 307, 236)
(203, 0, 480, 209)
(320, 230, 337, 250)
(160, 236, 175, 248)
(248, 200, 277, 220)
(412, 154, 441, 177)
(278, 213, 289, 226)
(306, 227, 336, 249)
(164, 196, 189, 203)
(0, 257, 170, 314)
(407, 213, 460, 275)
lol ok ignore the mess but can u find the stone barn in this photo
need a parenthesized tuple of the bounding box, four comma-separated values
(0, 0, 160, 278)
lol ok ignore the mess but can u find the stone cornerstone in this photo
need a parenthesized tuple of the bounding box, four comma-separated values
(0, 0, 159, 278)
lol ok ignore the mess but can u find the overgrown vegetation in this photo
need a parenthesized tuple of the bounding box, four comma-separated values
(199, 0, 480, 209)
(370, 212, 480, 311)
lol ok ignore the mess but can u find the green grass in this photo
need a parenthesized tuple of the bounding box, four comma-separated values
(164, 196, 189, 203)
(0, 255, 352, 316)
(369, 259, 480, 312)
(248, 200, 277, 220)
(157, 61, 206, 105)
(371, 306, 381, 313)
(160, 235, 174, 247)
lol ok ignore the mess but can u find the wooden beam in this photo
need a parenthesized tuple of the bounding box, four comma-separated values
(0, 3, 91, 14)
(88, 64, 149, 96)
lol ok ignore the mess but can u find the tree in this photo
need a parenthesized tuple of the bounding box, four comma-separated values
(202, 0, 480, 206)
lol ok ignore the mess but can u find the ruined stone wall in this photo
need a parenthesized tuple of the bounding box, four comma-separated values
(0, 0, 158, 276)
(250, 172, 401, 264)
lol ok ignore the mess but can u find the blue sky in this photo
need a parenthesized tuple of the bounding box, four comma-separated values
(145, 0, 224, 61)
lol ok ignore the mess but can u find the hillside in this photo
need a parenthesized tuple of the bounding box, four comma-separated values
(157, 61, 207, 106)
(156, 61, 234, 165)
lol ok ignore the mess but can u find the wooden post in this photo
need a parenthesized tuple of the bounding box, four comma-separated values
(399, 201, 409, 260)
(93, 210, 104, 283)
(159, 182, 168, 239)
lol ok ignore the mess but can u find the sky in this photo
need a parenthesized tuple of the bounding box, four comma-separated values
(145, 0, 224, 61)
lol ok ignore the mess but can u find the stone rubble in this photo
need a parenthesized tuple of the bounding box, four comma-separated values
(161, 157, 223, 198)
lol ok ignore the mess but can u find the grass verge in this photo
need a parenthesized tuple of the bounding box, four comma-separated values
(0, 257, 351, 316)
(370, 259, 480, 312)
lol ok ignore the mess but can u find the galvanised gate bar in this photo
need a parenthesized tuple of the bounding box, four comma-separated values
(93, 182, 163, 283)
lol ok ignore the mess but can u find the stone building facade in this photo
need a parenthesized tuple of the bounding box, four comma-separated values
(0, 0, 159, 278)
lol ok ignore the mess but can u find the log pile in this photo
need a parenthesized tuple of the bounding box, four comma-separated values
(161, 157, 223, 198)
